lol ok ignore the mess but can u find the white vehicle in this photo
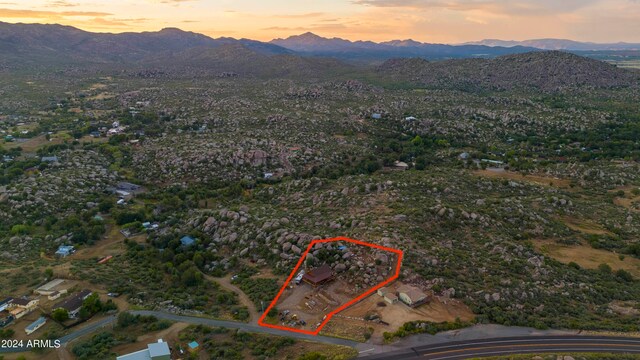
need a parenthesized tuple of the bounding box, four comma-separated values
(294, 270, 305, 285)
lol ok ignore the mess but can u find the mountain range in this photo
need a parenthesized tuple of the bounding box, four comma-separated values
(3, 21, 640, 67)
(270, 32, 538, 62)
(0, 22, 541, 68)
(0, 22, 638, 89)
(463, 39, 640, 51)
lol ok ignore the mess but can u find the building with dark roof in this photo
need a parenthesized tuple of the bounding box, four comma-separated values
(0, 298, 13, 312)
(0, 310, 14, 328)
(117, 182, 141, 192)
(53, 289, 92, 318)
(302, 264, 334, 287)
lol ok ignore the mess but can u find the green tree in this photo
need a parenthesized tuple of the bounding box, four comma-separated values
(52, 308, 69, 322)
(616, 269, 634, 282)
(598, 263, 612, 274)
(82, 293, 103, 315)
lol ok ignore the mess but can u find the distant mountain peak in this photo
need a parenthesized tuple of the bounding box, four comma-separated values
(381, 39, 423, 47)
(298, 31, 322, 38)
(464, 38, 640, 51)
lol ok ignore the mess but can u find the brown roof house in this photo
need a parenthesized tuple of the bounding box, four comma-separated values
(9, 297, 39, 319)
(53, 290, 92, 318)
(302, 264, 335, 287)
(397, 285, 429, 307)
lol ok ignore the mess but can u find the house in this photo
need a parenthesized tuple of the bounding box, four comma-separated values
(405, 116, 418, 121)
(481, 159, 505, 166)
(25, 317, 46, 335)
(264, 172, 274, 179)
(4, 135, 14, 142)
(180, 236, 195, 247)
(41, 156, 58, 163)
(48, 290, 67, 301)
(117, 339, 171, 360)
(55, 245, 75, 257)
(90, 131, 101, 138)
(371, 113, 382, 119)
(116, 190, 132, 198)
(458, 152, 470, 160)
(397, 285, 429, 307)
(188, 341, 199, 351)
(117, 182, 141, 192)
(0, 311, 14, 328)
(11, 297, 39, 312)
(384, 292, 399, 304)
(302, 264, 334, 287)
(9, 298, 39, 319)
(53, 290, 92, 318)
(9, 307, 27, 319)
(35, 279, 66, 296)
(393, 161, 409, 171)
(0, 298, 12, 312)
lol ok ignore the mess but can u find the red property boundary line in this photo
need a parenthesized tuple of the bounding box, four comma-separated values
(257, 236, 403, 336)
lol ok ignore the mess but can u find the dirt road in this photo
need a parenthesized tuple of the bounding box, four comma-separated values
(207, 274, 259, 323)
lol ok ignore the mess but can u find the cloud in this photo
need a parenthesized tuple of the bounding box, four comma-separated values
(154, 0, 196, 4)
(0, 8, 112, 18)
(274, 12, 325, 19)
(262, 26, 307, 31)
(89, 17, 128, 27)
(465, 16, 488, 24)
(351, 0, 600, 16)
(47, 0, 79, 7)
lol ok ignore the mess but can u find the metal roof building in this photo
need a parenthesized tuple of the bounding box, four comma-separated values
(117, 339, 171, 360)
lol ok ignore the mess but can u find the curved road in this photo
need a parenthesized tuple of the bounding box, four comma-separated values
(0, 310, 356, 355)
(130, 310, 357, 347)
(362, 336, 640, 359)
(3, 313, 640, 360)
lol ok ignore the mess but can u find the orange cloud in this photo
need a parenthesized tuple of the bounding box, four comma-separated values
(0, 8, 112, 18)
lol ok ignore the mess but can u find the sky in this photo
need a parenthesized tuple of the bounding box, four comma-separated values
(0, 0, 639, 43)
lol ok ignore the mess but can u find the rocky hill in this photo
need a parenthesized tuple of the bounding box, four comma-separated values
(143, 44, 352, 78)
(378, 51, 640, 91)
(0, 22, 289, 65)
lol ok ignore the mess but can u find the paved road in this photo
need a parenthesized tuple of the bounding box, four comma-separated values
(0, 315, 116, 354)
(361, 336, 640, 359)
(131, 310, 358, 347)
(0, 310, 356, 354)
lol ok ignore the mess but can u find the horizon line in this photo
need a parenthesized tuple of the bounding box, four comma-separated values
(2, 20, 640, 46)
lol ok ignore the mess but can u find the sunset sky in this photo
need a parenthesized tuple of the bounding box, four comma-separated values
(1, 0, 639, 43)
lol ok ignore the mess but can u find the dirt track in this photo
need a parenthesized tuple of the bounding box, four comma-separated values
(208, 274, 259, 323)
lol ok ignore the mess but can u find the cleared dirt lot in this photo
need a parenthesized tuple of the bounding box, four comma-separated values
(321, 282, 474, 342)
(559, 216, 613, 236)
(534, 239, 640, 278)
(274, 279, 357, 331)
(474, 168, 572, 188)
